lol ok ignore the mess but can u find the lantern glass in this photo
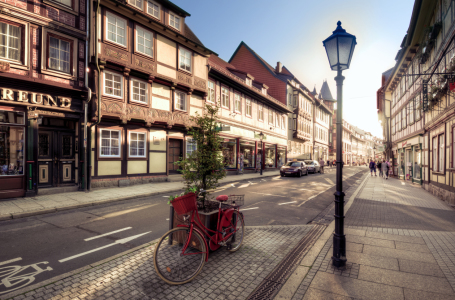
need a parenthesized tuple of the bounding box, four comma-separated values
(323, 21, 357, 71)
(324, 37, 338, 70)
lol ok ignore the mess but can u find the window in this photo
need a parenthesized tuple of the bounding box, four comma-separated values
(268, 109, 273, 124)
(175, 91, 186, 111)
(401, 108, 406, 129)
(186, 138, 197, 156)
(246, 99, 252, 116)
(221, 87, 229, 108)
(282, 116, 286, 129)
(104, 71, 123, 98)
(433, 137, 438, 171)
(258, 105, 263, 121)
(169, 13, 180, 30)
(130, 0, 142, 9)
(246, 78, 252, 86)
(53, 0, 72, 7)
(131, 79, 147, 103)
(129, 132, 146, 157)
(234, 93, 241, 113)
(100, 129, 120, 157)
(262, 88, 267, 95)
(0, 22, 21, 61)
(276, 114, 280, 128)
(179, 47, 191, 72)
(106, 12, 126, 46)
(147, 0, 160, 18)
(415, 95, 421, 121)
(0, 111, 25, 176)
(49, 36, 70, 73)
(136, 26, 153, 57)
(409, 99, 414, 124)
(288, 93, 292, 106)
(439, 134, 445, 172)
(207, 81, 215, 103)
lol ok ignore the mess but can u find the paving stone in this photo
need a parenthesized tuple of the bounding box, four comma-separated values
(362, 244, 436, 263)
(345, 234, 396, 249)
(302, 287, 354, 299)
(358, 265, 454, 295)
(398, 259, 446, 278)
(395, 241, 431, 253)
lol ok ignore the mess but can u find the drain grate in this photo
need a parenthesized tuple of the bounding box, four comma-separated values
(247, 224, 326, 300)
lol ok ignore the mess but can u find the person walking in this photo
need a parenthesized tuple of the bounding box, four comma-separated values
(327, 160, 330, 168)
(382, 159, 389, 179)
(333, 160, 336, 167)
(369, 160, 376, 176)
(377, 160, 382, 177)
(319, 158, 325, 174)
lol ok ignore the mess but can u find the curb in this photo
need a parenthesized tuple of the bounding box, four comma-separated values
(0, 172, 279, 222)
(274, 171, 370, 299)
(0, 238, 161, 300)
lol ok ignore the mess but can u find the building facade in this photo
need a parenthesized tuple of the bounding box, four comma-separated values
(0, 0, 88, 198)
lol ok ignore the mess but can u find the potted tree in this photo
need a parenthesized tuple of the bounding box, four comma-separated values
(169, 103, 227, 236)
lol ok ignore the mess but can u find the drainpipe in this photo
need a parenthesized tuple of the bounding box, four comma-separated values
(83, 0, 91, 192)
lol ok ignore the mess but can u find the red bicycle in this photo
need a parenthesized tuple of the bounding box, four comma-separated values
(153, 191, 245, 285)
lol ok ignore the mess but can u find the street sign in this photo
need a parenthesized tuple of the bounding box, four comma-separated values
(422, 80, 428, 112)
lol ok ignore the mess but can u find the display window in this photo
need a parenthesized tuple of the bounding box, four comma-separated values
(277, 147, 286, 167)
(257, 142, 263, 168)
(239, 140, 255, 168)
(222, 137, 237, 168)
(413, 149, 421, 179)
(0, 110, 25, 176)
(264, 144, 276, 168)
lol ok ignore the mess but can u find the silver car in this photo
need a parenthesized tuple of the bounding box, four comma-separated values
(304, 160, 321, 174)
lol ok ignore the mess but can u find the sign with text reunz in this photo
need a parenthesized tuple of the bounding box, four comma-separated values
(0, 87, 78, 111)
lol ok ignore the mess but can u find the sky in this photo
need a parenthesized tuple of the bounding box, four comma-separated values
(171, 0, 415, 138)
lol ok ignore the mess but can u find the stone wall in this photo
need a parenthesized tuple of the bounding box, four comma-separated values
(424, 183, 455, 206)
(91, 175, 168, 188)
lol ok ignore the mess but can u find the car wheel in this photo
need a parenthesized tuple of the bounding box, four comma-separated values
(298, 171, 302, 177)
(306, 170, 309, 176)
(280, 173, 284, 177)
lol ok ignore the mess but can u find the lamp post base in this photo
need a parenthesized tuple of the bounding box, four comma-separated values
(332, 190, 346, 268)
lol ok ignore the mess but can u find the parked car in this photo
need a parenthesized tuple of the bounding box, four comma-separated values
(304, 160, 321, 174)
(280, 161, 308, 177)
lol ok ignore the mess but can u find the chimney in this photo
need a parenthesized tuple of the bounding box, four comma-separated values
(276, 62, 282, 73)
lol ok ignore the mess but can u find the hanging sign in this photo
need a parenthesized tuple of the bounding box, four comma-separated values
(450, 82, 455, 92)
(422, 80, 428, 112)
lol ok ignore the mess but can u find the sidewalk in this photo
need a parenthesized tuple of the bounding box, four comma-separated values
(277, 173, 455, 300)
(0, 171, 283, 222)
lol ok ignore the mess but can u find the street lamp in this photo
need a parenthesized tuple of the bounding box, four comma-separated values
(323, 21, 357, 268)
(259, 132, 264, 175)
(373, 146, 376, 161)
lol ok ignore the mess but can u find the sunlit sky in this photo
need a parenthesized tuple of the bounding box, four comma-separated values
(172, 0, 415, 138)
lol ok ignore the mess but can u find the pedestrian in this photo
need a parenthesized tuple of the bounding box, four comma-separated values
(333, 160, 336, 167)
(369, 160, 376, 176)
(382, 159, 389, 179)
(377, 160, 382, 177)
(319, 158, 325, 174)
(327, 160, 330, 168)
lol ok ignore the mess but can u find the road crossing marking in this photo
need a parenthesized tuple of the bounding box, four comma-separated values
(241, 207, 259, 211)
(325, 178, 335, 185)
(59, 232, 152, 263)
(0, 257, 22, 266)
(278, 201, 297, 205)
(298, 185, 335, 207)
(267, 219, 275, 225)
(84, 227, 132, 241)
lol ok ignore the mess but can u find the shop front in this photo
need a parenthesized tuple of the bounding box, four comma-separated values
(0, 86, 84, 199)
(396, 136, 422, 184)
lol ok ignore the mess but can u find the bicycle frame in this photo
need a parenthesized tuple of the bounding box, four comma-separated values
(176, 201, 240, 261)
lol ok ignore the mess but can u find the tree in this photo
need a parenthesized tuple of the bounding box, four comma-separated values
(176, 103, 226, 209)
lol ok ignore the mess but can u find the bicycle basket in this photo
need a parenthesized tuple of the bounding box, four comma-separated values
(172, 192, 197, 215)
(226, 195, 244, 207)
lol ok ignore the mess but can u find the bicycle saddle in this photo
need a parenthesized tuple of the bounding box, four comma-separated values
(216, 195, 228, 202)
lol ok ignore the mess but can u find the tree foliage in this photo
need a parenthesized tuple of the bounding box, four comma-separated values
(175, 103, 226, 208)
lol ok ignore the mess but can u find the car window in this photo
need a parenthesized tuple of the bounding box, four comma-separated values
(304, 161, 313, 165)
(285, 162, 301, 167)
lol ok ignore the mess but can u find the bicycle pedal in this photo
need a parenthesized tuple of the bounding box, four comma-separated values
(226, 243, 232, 250)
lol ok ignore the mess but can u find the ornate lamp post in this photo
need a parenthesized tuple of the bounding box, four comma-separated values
(259, 132, 264, 175)
(323, 21, 357, 268)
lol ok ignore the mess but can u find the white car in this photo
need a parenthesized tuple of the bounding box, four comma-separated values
(304, 160, 321, 174)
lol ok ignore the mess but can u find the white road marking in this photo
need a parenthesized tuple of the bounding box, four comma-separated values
(267, 219, 275, 225)
(298, 185, 335, 207)
(231, 184, 236, 187)
(100, 204, 158, 219)
(84, 227, 132, 241)
(278, 201, 297, 205)
(308, 195, 317, 200)
(238, 184, 250, 188)
(59, 232, 152, 263)
(0, 257, 22, 266)
(241, 207, 259, 211)
(163, 196, 170, 198)
(325, 178, 335, 185)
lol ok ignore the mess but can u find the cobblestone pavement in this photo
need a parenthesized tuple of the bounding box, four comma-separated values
(3, 225, 313, 300)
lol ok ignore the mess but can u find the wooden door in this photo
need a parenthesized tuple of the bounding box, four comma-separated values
(168, 139, 182, 173)
(38, 131, 53, 187)
(58, 132, 75, 184)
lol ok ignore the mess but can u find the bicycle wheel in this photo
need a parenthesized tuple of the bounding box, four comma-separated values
(227, 211, 245, 252)
(153, 227, 207, 285)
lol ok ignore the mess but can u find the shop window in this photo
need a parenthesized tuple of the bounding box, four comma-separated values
(106, 12, 127, 47)
(222, 138, 236, 168)
(264, 144, 276, 168)
(49, 36, 71, 74)
(136, 26, 153, 57)
(175, 91, 186, 111)
(100, 129, 121, 157)
(129, 0, 142, 9)
(169, 13, 180, 31)
(0, 21, 21, 62)
(104, 70, 123, 98)
(414, 150, 421, 179)
(179, 46, 191, 72)
(239, 140, 254, 168)
(439, 134, 445, 172)
(207, 80, 215, 103)
(147, 0, 160, 19)
(258, 105, 263, 121)
(234, 93, 241, 113)
(131, 79, 147, 103)
(186, 138, 196, 157)
(277, 147, 286, 167)
(221, 87, 229, 108)
(0, 111, 24, 176)
(129, 132, 145, 157)
(246, 98, 252, 117)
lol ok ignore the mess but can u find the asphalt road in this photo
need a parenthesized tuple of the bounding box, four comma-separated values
(0, 167, 367, 295)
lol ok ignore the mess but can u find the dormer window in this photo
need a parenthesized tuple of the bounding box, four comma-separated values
(246, 78, 252, 86)
(129, 0, 143, 10)
(262, 88, 267, 95)
(147, 0, 160, 19)
(169, 13, 180, 31)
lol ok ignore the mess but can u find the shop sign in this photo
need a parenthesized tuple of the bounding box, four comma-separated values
(0, 88, 71, 108)
(402, 141, 407, 148)
(153, 135, 165, 145)
(224, 138, 230, 142)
